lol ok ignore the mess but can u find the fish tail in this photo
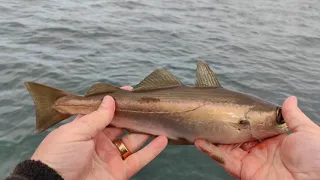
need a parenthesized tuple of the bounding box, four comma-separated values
(24, 82, 72, 134)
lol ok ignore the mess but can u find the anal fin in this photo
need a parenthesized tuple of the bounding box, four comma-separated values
(125, 128, 154, 136)
(168, 137, 193, 145)
(125, 129, 192, 145)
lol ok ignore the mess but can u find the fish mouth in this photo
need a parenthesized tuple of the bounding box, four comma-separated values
(276, 107, 289, 132)
(276, 107, 285, 125)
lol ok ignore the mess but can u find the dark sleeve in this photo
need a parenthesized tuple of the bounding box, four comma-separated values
(4, 160, 64, 180)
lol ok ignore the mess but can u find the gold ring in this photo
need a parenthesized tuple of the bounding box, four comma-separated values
(114, 140, 131, 159)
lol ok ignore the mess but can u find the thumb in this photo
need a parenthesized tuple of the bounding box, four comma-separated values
(194, 139, 240, 178)
(282, 96, 317, 132)
(71, 96, 116, 139)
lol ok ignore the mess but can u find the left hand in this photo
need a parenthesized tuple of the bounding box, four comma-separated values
(194, 96, 320, 180)
(31, 86, 168, 180)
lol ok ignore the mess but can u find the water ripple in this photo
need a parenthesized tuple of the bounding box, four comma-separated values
(0, 0, 320, 179)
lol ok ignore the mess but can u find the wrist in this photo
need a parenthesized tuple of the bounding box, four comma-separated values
(5, 159, 63, 180)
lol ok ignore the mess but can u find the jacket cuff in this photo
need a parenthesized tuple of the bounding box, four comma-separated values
(5, 160, 63, 180)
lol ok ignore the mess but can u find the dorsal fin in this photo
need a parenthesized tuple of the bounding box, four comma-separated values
(84, 82, 120, 97)
(195, 60, 222, 88)
(133, 68, 183, 91)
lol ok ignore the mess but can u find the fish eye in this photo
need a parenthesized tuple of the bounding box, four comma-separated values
(276, 107, 285, 124)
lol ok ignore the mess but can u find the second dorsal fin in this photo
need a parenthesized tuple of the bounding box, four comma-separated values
(84, 82, 120, 97)
(133, 68, 183, 91)
(195, 60, 222, 88)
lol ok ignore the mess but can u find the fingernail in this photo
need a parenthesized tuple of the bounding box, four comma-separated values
(101, 96, 114, 107)
(197, 142, 225, 164)
(121, 86, 133, 91)
(198, 146, 210, 155)
(196, 140, 210, 154)
(211, 154, 225, 164)
(154, 136, 168, 149)
(291, 96, 298, 106)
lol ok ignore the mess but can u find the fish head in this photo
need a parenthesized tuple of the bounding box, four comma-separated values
(246, 105, 289, 140)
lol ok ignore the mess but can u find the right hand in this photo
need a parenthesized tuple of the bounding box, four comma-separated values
(195, 96, 320, 180)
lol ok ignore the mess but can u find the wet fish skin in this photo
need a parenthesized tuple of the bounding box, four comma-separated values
(24, 60, 289, 144)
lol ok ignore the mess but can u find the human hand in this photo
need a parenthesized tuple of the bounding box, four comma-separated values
(195, 96, 320, 180)
(31, 86, 168, 180)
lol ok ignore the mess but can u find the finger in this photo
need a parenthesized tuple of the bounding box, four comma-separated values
(194, 139, 241, 178)
(125, 136, 168, 178)
(97, 85, 130, 141)
(216, 144, 248, 158)
(195, 140, 227, 165)
(72, 114, 84, 121)
(121, 133, 151, 153)
(121, 86, 133, 91)
(71, 96, 115, 139)
(103, 127, 125, 141)
(282, 96, 318, 132)
(74, 86, 130, 121)
(239, 141, 260, 151)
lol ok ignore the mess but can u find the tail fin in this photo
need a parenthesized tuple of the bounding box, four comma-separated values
(24, 82, 73, 134)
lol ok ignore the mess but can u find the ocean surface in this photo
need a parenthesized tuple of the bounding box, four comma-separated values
(0, 0, 320, 179)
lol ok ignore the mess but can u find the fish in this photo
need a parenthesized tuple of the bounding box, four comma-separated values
(24, 60, 289, 145)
